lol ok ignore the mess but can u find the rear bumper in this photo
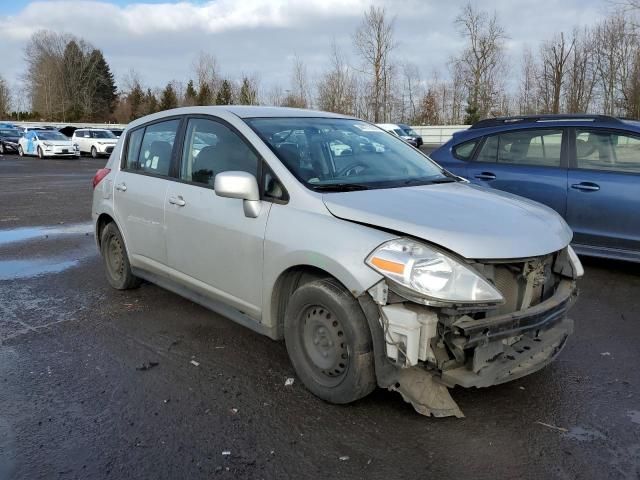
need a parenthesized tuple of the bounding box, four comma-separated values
(440, 280, 576, 388)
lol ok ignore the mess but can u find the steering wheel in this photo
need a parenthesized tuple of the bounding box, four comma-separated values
(336, 162, 369, 177)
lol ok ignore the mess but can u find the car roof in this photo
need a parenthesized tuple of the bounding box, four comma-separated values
(376, 123, 400, 129)
(127, 106, 353, 130)
(450, 115, 640, 143)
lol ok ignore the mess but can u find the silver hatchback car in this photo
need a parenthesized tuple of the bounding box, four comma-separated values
(92, 106, 583, 417)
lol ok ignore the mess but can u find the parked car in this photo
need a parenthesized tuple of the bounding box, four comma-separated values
(109, 128, 124, 138)
(398, 123, 424, 147)
(431, 114, 640, 263)
(0, 126, 22, 154)
(92, 106, 582, 417)
(18, 129, 80, 158)
(73, 128, 118, 157)
(376, 123, 419, 147)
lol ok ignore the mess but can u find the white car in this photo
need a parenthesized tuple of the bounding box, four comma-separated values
(18, 129, 79, 159)
(72, 128, 118, 158)
(376, 123, 419, 147)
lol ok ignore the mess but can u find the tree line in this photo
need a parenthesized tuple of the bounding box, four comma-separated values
(1, 2, 639, 125)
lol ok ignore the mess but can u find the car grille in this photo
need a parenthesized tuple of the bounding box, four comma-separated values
(106, 146, 114, 153)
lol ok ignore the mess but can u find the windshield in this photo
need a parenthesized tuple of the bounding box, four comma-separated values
(94, 130, 116, 139)
(402, 127, 418, 136)
(246, 117, 448, 191)
(0, 129, 20, 136)
(392, 128, 406, 137)
(37, 131, 68, 141)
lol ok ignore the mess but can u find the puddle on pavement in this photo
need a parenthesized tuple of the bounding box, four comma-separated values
(563, 426, 606, 442)
(0, 222, 93, 247)
(0, 259, 80, 280)
(628, 410, 640, 425)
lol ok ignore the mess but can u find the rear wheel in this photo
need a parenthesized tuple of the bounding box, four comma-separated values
(18, 145, 24, 157)
(100, 222, 141, 290)
(91, 146, 98, 159)
(0, 143, 4, 154)
(284, 278, 376, 404)
(37, 146, 44, 159)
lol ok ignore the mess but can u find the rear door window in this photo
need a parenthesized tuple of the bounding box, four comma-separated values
(125, 119, 180, 176)
(476, 129, 563, 167)
(575, 129, 640, 174)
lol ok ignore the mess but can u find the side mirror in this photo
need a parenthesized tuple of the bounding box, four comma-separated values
(214, 171, 261, 218)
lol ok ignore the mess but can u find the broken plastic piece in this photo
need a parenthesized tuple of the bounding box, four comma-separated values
(284, 377, 294, 386)
(190, 360, 200, 367)
(390, 367, 464, 418)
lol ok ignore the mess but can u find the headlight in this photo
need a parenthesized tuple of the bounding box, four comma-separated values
(43, 142, 52, 147)
(73, 144, 79, 150)
(366, 238, 504, 305)
(567, 245, 584, 278)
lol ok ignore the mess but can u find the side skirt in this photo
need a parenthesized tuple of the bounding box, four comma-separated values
(132, 267, 279, 340)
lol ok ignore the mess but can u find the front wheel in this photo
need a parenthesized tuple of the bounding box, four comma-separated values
(284, 278, 376, 404)
(0, 143, 4, 154)
(91, 146, 98, 159)
(37, 146, 44, 159)
(100, 222, 141, 290)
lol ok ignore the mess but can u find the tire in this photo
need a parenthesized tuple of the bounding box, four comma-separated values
(37, 146, 44, 159)
(100, 222, 142, 290)
(0, 143, 4, 154)
(284, 277, 376, 404)
(91, 146, 98, 159)
(18, 145, 24, 157)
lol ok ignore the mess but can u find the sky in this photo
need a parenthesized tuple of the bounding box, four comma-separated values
(0, 0, 611, 105)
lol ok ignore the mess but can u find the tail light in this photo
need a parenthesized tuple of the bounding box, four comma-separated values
(92, 168, 111, 189)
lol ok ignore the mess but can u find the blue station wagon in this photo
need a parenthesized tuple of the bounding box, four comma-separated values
(431, 115, 640, 263)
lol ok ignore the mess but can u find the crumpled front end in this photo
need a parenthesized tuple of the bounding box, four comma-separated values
(362, 247, 580, 418)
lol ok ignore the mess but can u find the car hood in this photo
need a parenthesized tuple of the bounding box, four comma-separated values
(322, 182, 572, 260)
(44, 141, 73, 146)
(2, 137, 19, 143)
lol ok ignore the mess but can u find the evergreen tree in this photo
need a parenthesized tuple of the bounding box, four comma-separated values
(145, 88, 158, 115)
(215, 79, 233, 105)
(128, 83, 145, 120)
(159, 82, 178, 111)
(184, 79, 197, 106)
(88, 49, 117, 121)
(197, 83, 212, 105)
(238, 77, 257, 105)
(62, 40, 85, 121)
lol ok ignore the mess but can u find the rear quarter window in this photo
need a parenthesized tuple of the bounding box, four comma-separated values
(453, 139, 478, 160)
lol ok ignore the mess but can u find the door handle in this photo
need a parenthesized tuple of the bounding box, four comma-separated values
(168, 196, 186, 207)
(571, 182, 600, 192)
(475, 172, 496, 181)
(115, 183, 127, 192)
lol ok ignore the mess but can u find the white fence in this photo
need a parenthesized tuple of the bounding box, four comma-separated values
(410, 125, 470, 145)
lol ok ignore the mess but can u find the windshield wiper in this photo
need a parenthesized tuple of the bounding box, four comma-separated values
(311, 183, 372, 192)
(403, 176, 457, 186)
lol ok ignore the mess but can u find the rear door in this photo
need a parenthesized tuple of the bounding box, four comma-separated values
(466, 128, 568, 215)
(113, 117, 182, 268)
(567, 128, 640, 254)
(164, 116, 272, 320)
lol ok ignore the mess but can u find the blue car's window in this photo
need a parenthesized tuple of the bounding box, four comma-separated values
(476, 129, 563, 167)
(576, 130, 640, 174)
(453, 140, 478, 160)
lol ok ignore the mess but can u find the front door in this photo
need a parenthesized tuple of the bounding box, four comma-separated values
(567, 128, 640, 254)
(113, 118, 181, 267)
(165, 116, 270, 320)
(466, 128, 568, 216)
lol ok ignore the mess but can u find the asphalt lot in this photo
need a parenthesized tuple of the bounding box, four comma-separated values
(0, 152, 639, 480)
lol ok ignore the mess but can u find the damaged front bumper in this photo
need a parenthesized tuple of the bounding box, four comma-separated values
(359, 276, 578, 418)
(442, 280, 576, 388)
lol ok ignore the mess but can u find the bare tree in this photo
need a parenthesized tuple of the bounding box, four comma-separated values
(453, 3, 507, 122)
(282, 55, 311, 108)
(353, 6, 396, 122)
(0, 75, 10, 116)
(593, 14, 637, 114)
(564, 28, 597, 113)
(317, 43, 357, 115)
(537, 32, 575, 113)
(192, 51, 219, 98)
(400, 62, 422, 123)
(518, 47, 538, 114)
